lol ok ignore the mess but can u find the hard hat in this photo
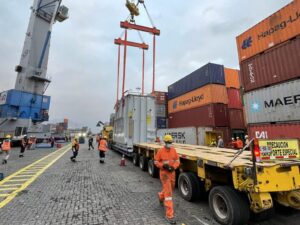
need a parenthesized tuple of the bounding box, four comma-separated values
(163, 135, 173, 143)
(245, 135, 249, 138)
(103, 136, 108, 139)
(5, 135, 11, 139)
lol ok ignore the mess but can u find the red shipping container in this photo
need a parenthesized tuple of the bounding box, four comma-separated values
(227, 88, 243, 109)
(240, 37, 300, 92)
(229, 109, 246, 129)
(248, 123, 300, 139)
(168, 104, 229, 128)
(154, 91, 167, 104)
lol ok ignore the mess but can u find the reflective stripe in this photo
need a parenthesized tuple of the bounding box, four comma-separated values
(154, 161, 159, 164)
(164, 197, 172, 201)
(162, 160, 170, 163)
(100, 157, 105, 160)
(162, 160, 178, 163)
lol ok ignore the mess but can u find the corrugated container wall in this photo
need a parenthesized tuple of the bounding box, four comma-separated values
(168, 85, 228, 113)
(240, 37, 300, 92)
(168, 63, 225, 100)
(168, 104, 229, 128)
(157, 127, 198, 145)
(224, 68, 240, 89)
(228, 109, 245, 129)
(227, 88, 243, 109)
(248, 123, 300, 139)
(243, 79, 300, 124)
(236, 0, 300, 62)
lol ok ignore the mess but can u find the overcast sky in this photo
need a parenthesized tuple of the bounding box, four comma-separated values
(0, 0, 291, 132)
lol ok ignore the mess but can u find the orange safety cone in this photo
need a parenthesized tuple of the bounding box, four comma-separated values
(120, 154, 126, 166)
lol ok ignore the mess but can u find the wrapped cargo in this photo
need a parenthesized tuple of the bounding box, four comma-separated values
(168, 84, 228, 114)
(227, 88, 243, 109)
(248, 123, 300, 139)
(168, 103, 229, 128)
(228, 109, 245, 129)
(243, 79, 300, 123)
(240, 37, 300, 92)
(168, 63, 225, 100)
(224, 68, 240, 89)
(113, 94, 156, 155)
(236, 0, 300, 62)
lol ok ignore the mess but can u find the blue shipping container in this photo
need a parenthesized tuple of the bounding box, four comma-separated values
(157, 117, 167, 129)
(0, 105, 19, 118)
(42, 96, 51, 110)
(168, 63, 225, 100)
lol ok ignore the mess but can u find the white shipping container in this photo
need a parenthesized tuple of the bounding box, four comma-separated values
(113, 94, 156, 154)
(156, 127, 213, 145)
(244, 79, 300, 124)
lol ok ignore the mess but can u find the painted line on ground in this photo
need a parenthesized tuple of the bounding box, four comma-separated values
(0, 144, 71, 208)
(192, 215, 210, 225)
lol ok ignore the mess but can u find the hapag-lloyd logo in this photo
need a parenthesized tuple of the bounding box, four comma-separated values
(179, 94, 204, 107)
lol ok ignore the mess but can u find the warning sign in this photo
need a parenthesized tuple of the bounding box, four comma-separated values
(258, 139, 300, 161)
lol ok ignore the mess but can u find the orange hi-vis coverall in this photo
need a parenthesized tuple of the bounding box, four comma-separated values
(154, 147, 180, 219)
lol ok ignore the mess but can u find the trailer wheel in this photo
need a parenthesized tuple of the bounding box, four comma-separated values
(209, 186, 249, 225)
(132, 153, 139, 166)
(139, 155, 148, 171)
(178, 172, 203, 202)
(148, 160, 159, 178)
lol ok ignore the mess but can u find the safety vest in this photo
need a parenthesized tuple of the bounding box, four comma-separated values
(2, 140, 11, 151)
(98, 139, 107, 152)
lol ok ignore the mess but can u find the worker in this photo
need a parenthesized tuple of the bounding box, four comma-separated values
(244, 135, 250, 150)
(154, 135, 180, 224)
(88, 136, 94, 150)
(236, 137, 244, 149)
(70, 138, 79, 162)
(217, 136, 224, 148)
(229, 137, 237, 149)
(19, 136, 28, 158)
(98, 136, 108, 163)
(2, 135, 11, 164)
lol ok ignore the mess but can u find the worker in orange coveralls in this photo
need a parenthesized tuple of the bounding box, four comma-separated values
(154, 135, 180, 224)
(236, 137, 244, 149)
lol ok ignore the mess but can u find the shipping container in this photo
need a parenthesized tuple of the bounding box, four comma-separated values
(156, 117, 167, 129)
(168, 63, 225, 100)
(168, 84, 228, 114)
(113, 93, 156, 155)
(248, 123, 300, 139)
(240, 37, 300, 92)
(156, 104, 167, 117)
(227, 88, 243, 109)
(213, 127, 231, 146)
(236, 0, 300, 62)
(154, 91, 167, 104)
(168, 103, 229, 128)
(224, 68, 240, 89)
(228, 109, 245, 129)
(243, 79, 300, 123)
(156, 127, 215, 146)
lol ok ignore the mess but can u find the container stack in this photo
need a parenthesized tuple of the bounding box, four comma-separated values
(167, 63, 245, 144)
(236, 0, 300, 139)
(153, 91, 168, 129)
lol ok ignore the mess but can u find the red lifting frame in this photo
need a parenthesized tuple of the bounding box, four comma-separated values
(121, 21, 160, 94)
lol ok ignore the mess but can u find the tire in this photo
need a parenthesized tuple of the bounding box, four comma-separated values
(139, 155, 148, 171)
(148, 159, 159, 178)
(209, 186, 250, 225)
(133, 153, 139, 166)
(178, 172, 204, 202)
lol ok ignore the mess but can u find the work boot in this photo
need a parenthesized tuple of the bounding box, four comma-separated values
(2, 159, 7, 164)
(165, 217, 176, 224)
(19, 154, 23, 158)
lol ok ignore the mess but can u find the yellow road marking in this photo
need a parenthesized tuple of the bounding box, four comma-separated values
(0, 144, 71, 208)
(0, 194, 9, 197)
(0, 184, 21, 187)
(0, 188, 18, 191)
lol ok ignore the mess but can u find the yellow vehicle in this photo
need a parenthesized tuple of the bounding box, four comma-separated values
(133, 139, 300, 225)
(101, 125, 113, 146)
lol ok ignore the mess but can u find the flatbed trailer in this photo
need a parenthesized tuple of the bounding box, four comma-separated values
(133, 142, 300, 225)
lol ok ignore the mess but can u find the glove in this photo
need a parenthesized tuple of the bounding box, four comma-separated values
(163, 164, 169, 170)
(168, 166, 175, 172)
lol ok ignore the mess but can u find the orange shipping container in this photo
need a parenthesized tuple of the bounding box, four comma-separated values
(168, 84, 228, 114)
(236, 0, 300, 62)
(224, 68, 240, 89)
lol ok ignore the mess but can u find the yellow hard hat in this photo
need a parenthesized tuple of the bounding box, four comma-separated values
(5, 135, 11, 139)
(163, 135, 173, 143)
(103, 136, 108, 139)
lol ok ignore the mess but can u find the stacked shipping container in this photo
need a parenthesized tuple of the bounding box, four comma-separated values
(154, 91, 168, 129)
(167, 63, 246, 144)
(236, 0, 300, 139)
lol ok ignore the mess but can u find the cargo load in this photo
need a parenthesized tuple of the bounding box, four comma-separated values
(243, 79, 300, 124)
(112, 93, 156, 156)
(236, 0, 300, 62)
(240, 36, 300, 92)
